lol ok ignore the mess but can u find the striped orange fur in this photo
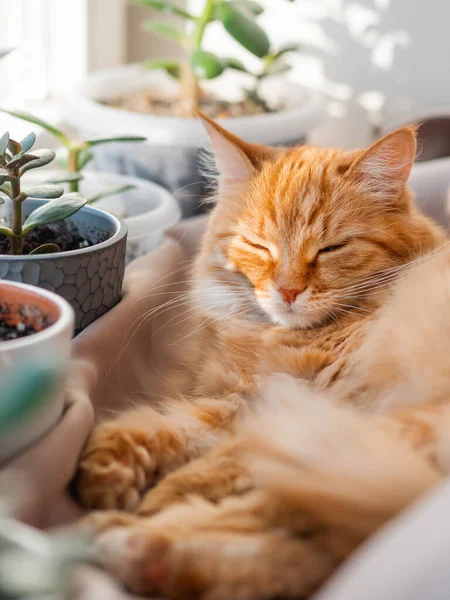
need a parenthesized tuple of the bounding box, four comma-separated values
(76, 118, 449, 599)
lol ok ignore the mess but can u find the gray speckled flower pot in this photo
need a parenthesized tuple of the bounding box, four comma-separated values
(0, 199, 127, 333)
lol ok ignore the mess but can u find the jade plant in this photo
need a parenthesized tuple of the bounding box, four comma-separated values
(1, 109, 146, 203)
(0, 131, 88, 255)
(135, 0, 299, 114)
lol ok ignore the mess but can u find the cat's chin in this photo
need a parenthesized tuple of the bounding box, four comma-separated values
(263, 306, 324, 330)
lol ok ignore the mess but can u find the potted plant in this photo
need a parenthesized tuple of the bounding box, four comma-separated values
(0, 132, 127, 332)
(0, 280, 74, 463)
(2, 111, 181, 262)
(64, 0, 324, 216)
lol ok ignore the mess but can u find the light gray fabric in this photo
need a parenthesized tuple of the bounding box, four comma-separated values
(314, 480, 450, 600)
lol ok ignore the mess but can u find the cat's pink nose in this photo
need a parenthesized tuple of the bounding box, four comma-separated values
(278, 287, 303, 304)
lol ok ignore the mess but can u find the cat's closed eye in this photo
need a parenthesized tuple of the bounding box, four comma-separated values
(318, 242, 348, 254)
(244, 239, 269, 252)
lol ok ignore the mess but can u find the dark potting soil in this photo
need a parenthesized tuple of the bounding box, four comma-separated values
(0, 317, 38, 341)
(0, 303, 52, 341)
(0, 221, 108, 255)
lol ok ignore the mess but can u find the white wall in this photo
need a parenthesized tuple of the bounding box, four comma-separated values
(186, 0, 450, 148)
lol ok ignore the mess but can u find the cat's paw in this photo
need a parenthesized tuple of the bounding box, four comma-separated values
(76, 425, 158, 511)
(93, 519, 327, 600)
(95, 526, 175, 597)
(79, 510, 139, 535)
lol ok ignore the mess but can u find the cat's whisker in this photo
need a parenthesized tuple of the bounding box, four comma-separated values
(113, 288, 242, 367)
(126, 288, 254, 349)
(155, 293, 254, 333)
(337, 240, 450, 296)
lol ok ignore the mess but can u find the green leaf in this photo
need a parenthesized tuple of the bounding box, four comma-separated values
(22, 192, 87, 234)
(44, 172, 84, 185)
(0, 168, 9, 186)
(6, 152, 38, 171)
(261, 61, 292, 78)
(143, 20, 187, 43)
(7, 139, 21, 155)
(88, 184, 136, 204)
(85, 136, 147, 148)
(231, 1, 264, 16)
(0, 110, 71, 147)
(218, 2, 270, 58)
(144, 58, 181, 79)
(23, 185, 64, 200)
(272, 43, 301, 59)
(29, 243, 60, 255)
(0, 182, 11, 197)
(0, 132, 9, 155)
(18, 149, 56, 175)
(19, 132, 36, 154)
(134, 0, 195, 19)
(0, 226, 13, 237)
(77, 148, 94, 170)
(223, 57, 250, 73)
(191, 50, 224, 80)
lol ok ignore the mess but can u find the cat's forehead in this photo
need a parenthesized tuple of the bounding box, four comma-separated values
(244, 146, 354, 237)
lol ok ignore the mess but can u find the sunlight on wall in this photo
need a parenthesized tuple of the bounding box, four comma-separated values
(188, 0, 449, 147)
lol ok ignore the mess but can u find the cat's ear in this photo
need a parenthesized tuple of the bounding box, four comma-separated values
(198, 113, 257, 183)
(347, 126, 417, 199)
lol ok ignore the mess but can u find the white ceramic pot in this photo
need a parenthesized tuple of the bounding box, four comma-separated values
(24, 170, 180, 263)
(0, 281, 74, 463)
(64, 65, 325, 216)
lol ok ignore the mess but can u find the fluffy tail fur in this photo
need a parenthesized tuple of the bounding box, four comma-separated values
(244, 375, 441, 540)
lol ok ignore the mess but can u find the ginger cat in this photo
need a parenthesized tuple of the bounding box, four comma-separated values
(76, 117, 449, 599)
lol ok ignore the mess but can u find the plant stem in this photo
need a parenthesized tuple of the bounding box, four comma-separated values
(180, 63, 200, 116)
(179, 0, 217, 115)
(68, 147, 80, 192)
(11, 176, 23, 255)
(192, 0, 216, 50)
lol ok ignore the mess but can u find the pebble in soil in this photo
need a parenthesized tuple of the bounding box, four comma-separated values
(0, 304, 52, 341)
(0, 319, 38, 341)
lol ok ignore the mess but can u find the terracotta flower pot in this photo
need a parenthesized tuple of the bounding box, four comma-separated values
(0, 280, 74, 463)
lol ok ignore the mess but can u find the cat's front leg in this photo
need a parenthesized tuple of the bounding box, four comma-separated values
(76, 394, 245, 512)
(137, 439, 252, 516)
(261, 328, 335, 381)
(84, 492, 334, 600)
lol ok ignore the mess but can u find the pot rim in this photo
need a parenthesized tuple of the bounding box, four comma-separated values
(0, 199, 127, 261)
(0, 280, 74, 350)
(25, 170, 181, 240)
(64, 64, 325, 148)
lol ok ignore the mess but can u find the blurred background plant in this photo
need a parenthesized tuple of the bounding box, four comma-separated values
(135, 0, 299, 114)
(1, 110, 147, 202)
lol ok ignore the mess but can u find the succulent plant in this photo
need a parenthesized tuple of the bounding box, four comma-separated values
(0, 131, 88, 255)
(0, 110, 146, 203)
(135, 0, 299, 115)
